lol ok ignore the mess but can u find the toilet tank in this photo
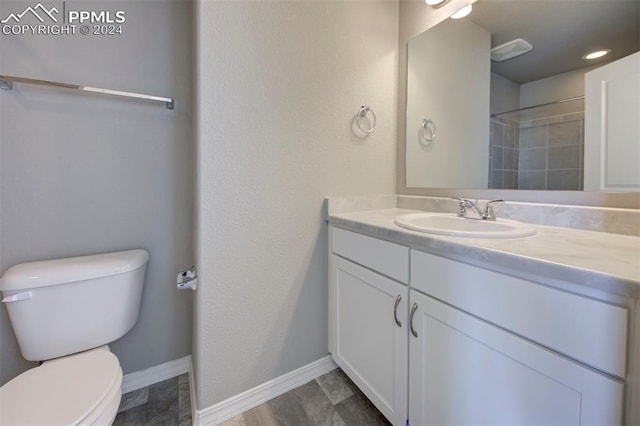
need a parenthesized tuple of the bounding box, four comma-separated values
(0, 249, 149, 361)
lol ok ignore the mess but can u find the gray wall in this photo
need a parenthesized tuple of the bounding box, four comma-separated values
(0, 0, 194, 386)
(195, 0, 398, 410)
(490, 72, 520, 116)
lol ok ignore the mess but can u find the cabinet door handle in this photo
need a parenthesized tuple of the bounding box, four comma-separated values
(394, 295, 402, 327)
(410, 303, 418, 338)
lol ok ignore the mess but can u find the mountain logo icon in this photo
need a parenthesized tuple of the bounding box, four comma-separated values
(1, 3, 59, 24)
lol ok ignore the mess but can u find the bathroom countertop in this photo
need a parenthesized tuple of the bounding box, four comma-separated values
(328, 208, 640, 299)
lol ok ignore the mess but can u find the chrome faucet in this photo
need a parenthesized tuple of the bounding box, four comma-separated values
(454, 198, 483, 219)
(452, 198, 504, 221)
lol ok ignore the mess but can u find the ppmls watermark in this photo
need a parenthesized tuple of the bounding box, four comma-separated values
(1, 2, 126, 36)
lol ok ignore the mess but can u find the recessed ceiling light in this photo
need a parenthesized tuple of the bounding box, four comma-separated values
(583, 49, 611, 60)
(451, 4, 472, 19)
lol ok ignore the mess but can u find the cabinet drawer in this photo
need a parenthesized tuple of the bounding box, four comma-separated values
(331, 227, 409, 283)
(411, 250, 628, 378)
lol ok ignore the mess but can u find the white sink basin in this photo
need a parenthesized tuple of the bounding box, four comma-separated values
(394, 213, 536, 238)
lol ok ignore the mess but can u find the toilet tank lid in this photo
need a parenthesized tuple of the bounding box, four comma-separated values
(0, 249, 150, 292)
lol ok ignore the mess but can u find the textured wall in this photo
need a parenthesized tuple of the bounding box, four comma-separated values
(195, 0, 398, 410)
(0, 0, 194, 385)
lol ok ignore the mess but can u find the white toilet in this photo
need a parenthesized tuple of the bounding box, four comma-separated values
(0, 249, 149, 425)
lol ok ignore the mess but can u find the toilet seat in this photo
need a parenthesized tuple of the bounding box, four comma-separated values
(0, 349, 122, 425)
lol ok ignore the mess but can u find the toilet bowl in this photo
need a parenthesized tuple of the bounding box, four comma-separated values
(0, 249, 149, 425)
(0, 347, 122, 425)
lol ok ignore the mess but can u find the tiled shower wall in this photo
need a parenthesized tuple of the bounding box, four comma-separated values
(518, 114, 584, 190)
(489, 113, 584, 190)
(489, 118, 519, 189)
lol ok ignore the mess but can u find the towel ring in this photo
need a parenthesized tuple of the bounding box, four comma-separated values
(419, 118, 436, 145)
(354, 106, 376, 134)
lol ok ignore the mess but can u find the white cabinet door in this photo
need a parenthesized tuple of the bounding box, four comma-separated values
(331, 255, 408, 426)
(408, 290, 624, 426)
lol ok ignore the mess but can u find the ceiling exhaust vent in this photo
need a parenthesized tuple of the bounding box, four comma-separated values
(491, 38, 533, 62)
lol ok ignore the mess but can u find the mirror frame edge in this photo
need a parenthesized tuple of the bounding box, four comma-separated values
(396, 0, 640, 210)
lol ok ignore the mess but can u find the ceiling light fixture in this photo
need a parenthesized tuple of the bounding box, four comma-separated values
(425, 0, 451, 8)
(582, 49, 612, 60)
(450, 4, 472, 19)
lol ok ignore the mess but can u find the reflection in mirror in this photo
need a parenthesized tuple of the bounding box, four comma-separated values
(405, 0, 639, 191)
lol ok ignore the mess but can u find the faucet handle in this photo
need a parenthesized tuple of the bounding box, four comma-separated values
(451, 197, 478, 217)
(451, 197, 468, 216)
(450, 197, 475, 206)
(482, 199, 505, 220)
(486, 199, 505, 209)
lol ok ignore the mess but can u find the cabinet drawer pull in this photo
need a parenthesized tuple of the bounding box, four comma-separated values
(410, 303, 418, 338)
(394, 295, 402, 327)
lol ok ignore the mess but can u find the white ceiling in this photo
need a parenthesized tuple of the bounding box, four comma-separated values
(467, 0, 640, 84)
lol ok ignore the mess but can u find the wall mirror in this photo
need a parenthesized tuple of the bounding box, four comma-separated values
(405, 0, 639, 191)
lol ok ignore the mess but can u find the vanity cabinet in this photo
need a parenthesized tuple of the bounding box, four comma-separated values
(408, 288, 624, 425)
(329, 226, 629, 426)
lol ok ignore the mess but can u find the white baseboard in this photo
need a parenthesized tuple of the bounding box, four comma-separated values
(121, 355, 192, 394)
(193, 355, 338, 426)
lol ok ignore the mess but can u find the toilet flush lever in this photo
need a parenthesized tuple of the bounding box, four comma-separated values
(2, 291, 33, 303)
(177, 267, 197, 291)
